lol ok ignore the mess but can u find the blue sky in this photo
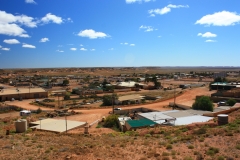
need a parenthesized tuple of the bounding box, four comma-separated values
(0, 0, 240, 68)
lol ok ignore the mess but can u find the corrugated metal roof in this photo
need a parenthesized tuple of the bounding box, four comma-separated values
(126, 119, 157, 128)
(174, 115, 213, 126)
(187, 109, 211, 115)
(164, 111, 195, 118)
(139, 112, 173, 121)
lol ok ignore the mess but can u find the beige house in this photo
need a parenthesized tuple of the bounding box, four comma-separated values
(115, 94, 144, 105)
(0, 88, 48, 101)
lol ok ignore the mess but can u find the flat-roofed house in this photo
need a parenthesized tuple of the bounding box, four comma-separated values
(0, 88, 48, 101)
(115, 94, 144, 105)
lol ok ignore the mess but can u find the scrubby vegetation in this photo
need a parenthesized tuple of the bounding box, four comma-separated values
(192, 96, 214, 111)
(0, 105, 240, 159)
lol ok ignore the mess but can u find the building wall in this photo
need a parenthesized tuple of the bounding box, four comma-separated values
(125, 121, 132, 131)
(0, 92, 48, 101)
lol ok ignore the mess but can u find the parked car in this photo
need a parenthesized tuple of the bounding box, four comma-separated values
(217, 100, 226, 106)
(114, 108, 121, 110)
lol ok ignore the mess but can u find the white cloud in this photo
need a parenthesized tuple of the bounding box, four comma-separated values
(0, 11, 36, 37)
(70, 48, 77, 51)
(39, 37, 49, 42)
(126, 0, 141, 3)
(56, 50, 64, 52)
(3, 39, 20, 44)
(205, 40, 217, 42)
(78, 29, 109, 39)
(19, 34, 30, 38)
(41, 13, 63, 24)
(197, 32, 217, 38)
(149, 7, 171, 16)
(2, 48, 10, 51)
(158, 36, 161, 38)
(126, 0, 154, 4)
(0, 11, 37, 28)
(149, 14, 155, 17)
(90, 49, 95, 51)
(195, 11, 240, 26)
(148, 4, 189, 16)
(80, 44, 83, 46)
(0, 23, 30, 37)
(0, 45, 2, 48)
(67, 18, 73, 23)
(58, 45, 63, 47)
(25, 0, 36, 4)
(16, 15, 37, 28)
(121, 42, 135, 46)
(80, 48, 87, 51)
(22, 43, 36, 48)
(109, 48, 114, 50)
(167, 4, 189, 8)
(139, 25, 155, 32)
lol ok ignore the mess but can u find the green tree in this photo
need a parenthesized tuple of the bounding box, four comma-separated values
(192, 96, 214, 111)
(64, 92, 71, 100)
(36, 107, 42, 114)
(154, 81, 161, 89)
(63, 79, 69, 86)
(214, 77, 227, 83)
(227, 99, 236, 106)
(1, 78, 9, 84)
(102, 94, 118, 106)
(105, 85, 115, 92)
(103, 114, 119, 128)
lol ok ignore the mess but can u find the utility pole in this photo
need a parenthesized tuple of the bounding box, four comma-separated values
(173, 85, 176, 110)
(65, 115, 67, 133)
(58, 93, 60, 108)
(112, 94, 114, 114)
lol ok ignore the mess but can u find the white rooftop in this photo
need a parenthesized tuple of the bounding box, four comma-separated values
(30, 118, 86, 133)
(139, 110, 213, 126)
(115, 81, 136, 87)
(139, 112, 173, 121)
(174, 115, 213, 126)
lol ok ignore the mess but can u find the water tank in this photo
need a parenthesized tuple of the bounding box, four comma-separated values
(218, 114, 228, 125)
(15, 119, 27, 133)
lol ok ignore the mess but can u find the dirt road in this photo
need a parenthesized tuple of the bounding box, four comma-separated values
(57, 87, 214, 122)
(2, 87, 214, 122)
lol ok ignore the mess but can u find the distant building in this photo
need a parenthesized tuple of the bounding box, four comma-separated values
(213, 72, 227, 79)
(115, 94, 144, 105)
(210, 82, 240, 90)
(113, 81, 145, 90)
(0, 87, 48, 101)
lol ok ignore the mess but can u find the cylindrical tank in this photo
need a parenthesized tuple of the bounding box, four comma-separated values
(15, 119, 27, 133)
(218, 114, 228, 125)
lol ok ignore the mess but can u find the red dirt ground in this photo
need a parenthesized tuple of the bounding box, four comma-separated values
(3, 87, 214, 123)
